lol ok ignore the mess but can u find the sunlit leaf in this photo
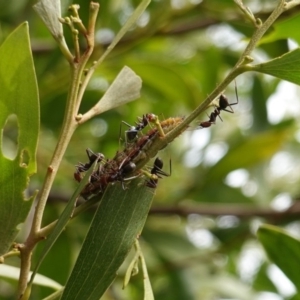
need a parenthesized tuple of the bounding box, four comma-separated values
(257, 224, 300, 291)
(0, 23, 39, 255)
(259, 14, 300, 45)
(250, 48, 300, 85)
(61, 180, 154, 300)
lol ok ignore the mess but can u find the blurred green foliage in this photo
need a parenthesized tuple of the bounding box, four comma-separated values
(1, 0, 300, 299)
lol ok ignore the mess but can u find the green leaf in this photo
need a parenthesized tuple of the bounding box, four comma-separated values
(250, 48, 300, 85)
(257, 224, 300, 291)
(0, 23, 39, 255)
(259, 14, 300, 45)
(61, 180, 154, 300)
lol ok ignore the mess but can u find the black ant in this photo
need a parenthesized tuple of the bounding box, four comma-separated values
(112, 161, 137, 189)
(74, 148, 104, 182)
(145, 157, 171, 188)
(81, 159, 137, 197)
(199, 108, 222, 128)
(199, 83, 239, 128)
(217, 82, 239, 113)
(121, 113, 156, 144)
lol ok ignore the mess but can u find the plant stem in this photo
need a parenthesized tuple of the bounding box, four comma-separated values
(18, 64, 81, 299)
(17, 3, 100, 298)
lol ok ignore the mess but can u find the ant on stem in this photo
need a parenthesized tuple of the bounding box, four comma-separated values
(74, 148, 104, 182)
(121, 113, 156, 144)
(199, 82, 239, 128)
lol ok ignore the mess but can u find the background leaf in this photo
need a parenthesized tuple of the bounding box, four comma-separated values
(0, 22, 39, 255)
(203, 125, 290, 184)
(257, 224, 300, 291)
(259, 14, 300, 45)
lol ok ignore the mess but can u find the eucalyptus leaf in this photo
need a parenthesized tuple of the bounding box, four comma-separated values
(257, 224, 300, 291)
(61, 180, 154, 300)
(0, 23, 39, 255)
(251, 48, 300, 85)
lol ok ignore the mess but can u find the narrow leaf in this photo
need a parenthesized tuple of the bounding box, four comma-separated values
(61, 180, 154, 300)
(257, 224, 300, 291)
(251, 48, 300, 85)
(0, 23, 39, 255)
